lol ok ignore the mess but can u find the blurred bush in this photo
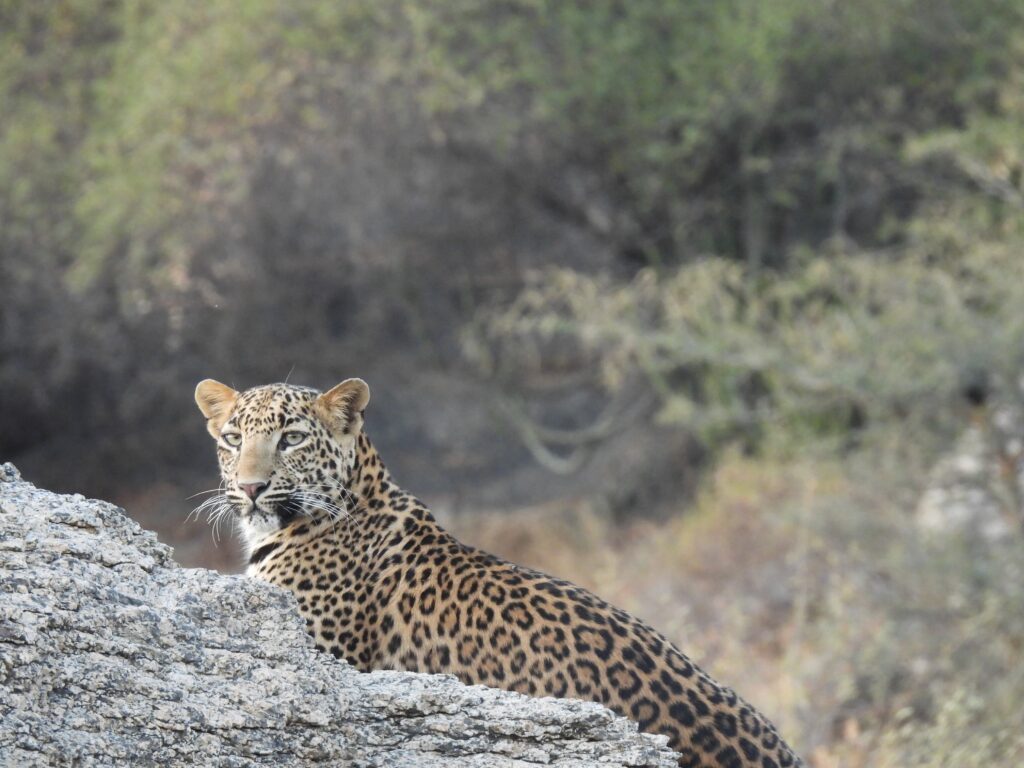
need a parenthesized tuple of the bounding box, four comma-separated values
(405, 0, 1023, 264)
(466, 241, 1024, 455)
(3, 0, 1022, 475)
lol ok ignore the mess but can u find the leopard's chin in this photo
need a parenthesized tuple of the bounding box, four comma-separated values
(239, 509, 283, 541)
(232, 498, 282, 528)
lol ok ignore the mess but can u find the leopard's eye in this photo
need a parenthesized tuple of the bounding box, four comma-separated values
(221, 432, 242, 448)
(280, 431, 307, 449)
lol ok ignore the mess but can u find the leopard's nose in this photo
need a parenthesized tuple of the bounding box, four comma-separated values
(239, 482, 268, 500)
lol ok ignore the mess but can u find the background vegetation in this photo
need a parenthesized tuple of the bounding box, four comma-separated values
(2, 2, 1023, 764)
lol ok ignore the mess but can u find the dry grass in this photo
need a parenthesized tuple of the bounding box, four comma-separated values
(451, 446, 1024, 767)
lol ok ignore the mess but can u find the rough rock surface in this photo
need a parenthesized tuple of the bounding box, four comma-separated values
(0, 463, 677, 767)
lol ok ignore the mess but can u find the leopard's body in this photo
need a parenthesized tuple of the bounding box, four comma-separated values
(195, 378, 802, 768)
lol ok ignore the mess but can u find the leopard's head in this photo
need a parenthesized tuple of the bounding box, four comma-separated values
(194, 378, 369, 539)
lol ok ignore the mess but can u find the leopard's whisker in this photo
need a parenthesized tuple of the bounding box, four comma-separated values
(188, 492, 230, 524)
(186, 486, 226, 501)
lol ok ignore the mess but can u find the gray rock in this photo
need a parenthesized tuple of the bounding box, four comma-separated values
(0, 463, 677, 767)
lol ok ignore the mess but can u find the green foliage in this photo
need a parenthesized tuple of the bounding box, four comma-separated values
(4, 0, 1021, 297)
(2, 0, 1022, 462)
(468, 236, 1024, 452)
(0, 0, 121, 255)
(403, 0, 1024, 264)
(73, 1, 334, 288)
(0, 0, 395, 294)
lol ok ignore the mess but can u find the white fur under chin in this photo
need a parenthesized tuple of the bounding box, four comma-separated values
(240, 514, 283, 554)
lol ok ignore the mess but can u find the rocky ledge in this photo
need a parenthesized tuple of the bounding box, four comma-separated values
(0, 463, 676, 767)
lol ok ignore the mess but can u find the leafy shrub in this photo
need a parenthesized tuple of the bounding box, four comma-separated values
(467, 237, 1024, 454)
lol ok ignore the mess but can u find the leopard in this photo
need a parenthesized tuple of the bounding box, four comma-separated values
(194, 377, 803, 768)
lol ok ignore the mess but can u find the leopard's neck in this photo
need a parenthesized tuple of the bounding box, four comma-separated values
(348, 431, 394, 503)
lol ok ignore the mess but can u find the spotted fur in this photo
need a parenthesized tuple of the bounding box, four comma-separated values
(195, 379, 803, 767)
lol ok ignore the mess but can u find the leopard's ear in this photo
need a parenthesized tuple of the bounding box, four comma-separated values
(195, 379, 238, 439)
(315, 378, 370, 436)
